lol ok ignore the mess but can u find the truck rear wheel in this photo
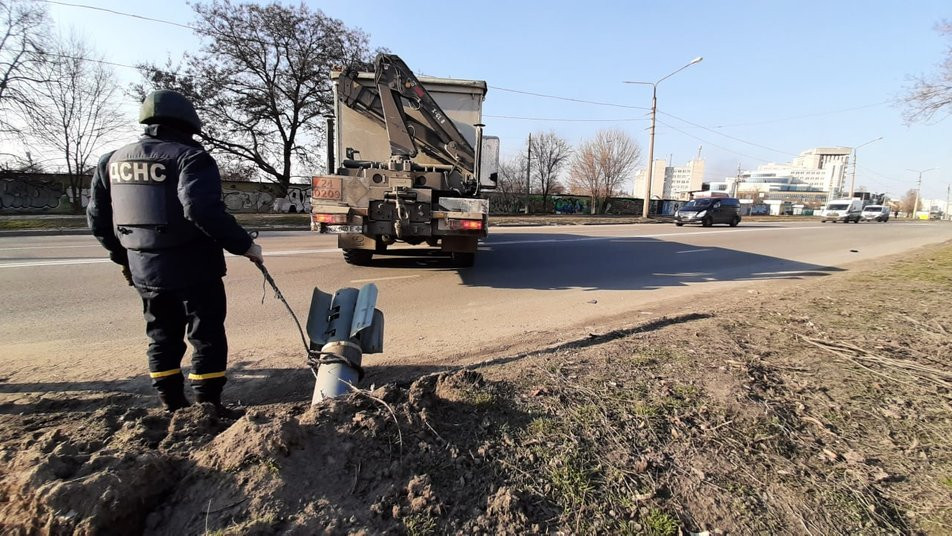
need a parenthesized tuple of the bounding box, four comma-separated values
(342, 248, 373, 266)
(451, 251, 475, 267)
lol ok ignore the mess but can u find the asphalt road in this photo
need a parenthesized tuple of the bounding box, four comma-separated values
(2, 221, 950, 404)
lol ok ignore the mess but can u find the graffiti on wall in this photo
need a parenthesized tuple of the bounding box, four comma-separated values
(552, 197, 590, 214)
(223, 189, 275, 212)
(1, 178, 88, 212)
(486, 195, 525, 215)
(2, 173, 672, 217)
(285, 185, 311, 213)
(219, 183, 311, 213)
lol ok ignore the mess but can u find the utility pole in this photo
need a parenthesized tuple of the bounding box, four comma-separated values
(732, 163, 741, 198)
(525, 133, 531, 214)
(913, 174, 921, 219)
(848, 136, 882, 198)
(905, 168, 934, 219)
(624, 57, 703, 219)
(945, 184, 950, 221)
(644, 87, 657, 218)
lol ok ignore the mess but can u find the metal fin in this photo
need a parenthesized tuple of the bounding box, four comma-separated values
(305, 287, 333, 348)
(350, 283, 379, 338)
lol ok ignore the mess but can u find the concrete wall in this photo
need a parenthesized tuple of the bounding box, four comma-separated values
(0, 172, 679, 216)
(0, 173, 89, 213)
(0, 172, 312, 215)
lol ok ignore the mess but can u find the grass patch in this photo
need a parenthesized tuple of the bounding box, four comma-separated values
(0, 217, 87, 230)
(889, 249, 952, 284)
(642, 508, 679, 536)
(403, 512, 438, 536)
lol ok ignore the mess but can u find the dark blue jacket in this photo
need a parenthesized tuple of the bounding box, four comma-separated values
(87, 125, 253, 290)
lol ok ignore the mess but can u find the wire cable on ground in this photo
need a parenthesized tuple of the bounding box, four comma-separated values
(255, 261, 364, 379)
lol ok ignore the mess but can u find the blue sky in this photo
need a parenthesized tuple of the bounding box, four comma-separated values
(47, 0, 952, 201)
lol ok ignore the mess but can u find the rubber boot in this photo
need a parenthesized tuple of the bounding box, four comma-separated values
(196, 390, 244, 420)
(158, 389, 191, 413)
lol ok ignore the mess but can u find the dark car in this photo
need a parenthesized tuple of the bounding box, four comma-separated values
(674, 197, 741, 227)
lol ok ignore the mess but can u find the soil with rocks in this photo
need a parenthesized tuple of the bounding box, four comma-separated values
(0, 243, 950, 535)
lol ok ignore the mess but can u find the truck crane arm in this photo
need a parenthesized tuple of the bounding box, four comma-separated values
(336, 54, 477, 173)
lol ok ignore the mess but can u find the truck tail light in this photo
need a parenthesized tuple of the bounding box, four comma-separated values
(313, 213, 348, 224)
(446, 218, 483, 231)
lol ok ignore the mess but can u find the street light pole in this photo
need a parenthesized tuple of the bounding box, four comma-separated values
(906, 167, 935, 219)
(625, 57, 703, 218)
(848, 136, 882, 198)
(643, 85, 657, 218)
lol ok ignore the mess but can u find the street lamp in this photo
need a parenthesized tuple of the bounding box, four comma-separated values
(848, 136, 882, 198)
(906, 167, 935, 219)
(625, 56, 703, 218)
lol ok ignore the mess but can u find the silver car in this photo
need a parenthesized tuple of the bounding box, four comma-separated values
(861, 205, 889, 222)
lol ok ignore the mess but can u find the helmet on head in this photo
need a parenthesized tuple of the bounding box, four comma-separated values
(139, 89, 202, 133)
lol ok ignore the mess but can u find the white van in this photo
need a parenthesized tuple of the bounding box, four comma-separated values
(820, 198, 863, 223)
(861, 205, 890, 222)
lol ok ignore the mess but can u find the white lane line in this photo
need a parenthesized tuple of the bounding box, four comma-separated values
(350, 274, 420, 283)
(489, 225, 827, 246)
(0, 258, 112, 268)
(0, 244, 99, 251)
(0, 247, 342, 269)
(243, 248, 340, 257)
(675, 248, 712, 254)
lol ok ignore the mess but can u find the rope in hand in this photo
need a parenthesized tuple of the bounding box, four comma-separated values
(254, 261, 365, 380)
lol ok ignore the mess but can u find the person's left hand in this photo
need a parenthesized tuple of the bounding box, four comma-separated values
(121, 264, 134, 286)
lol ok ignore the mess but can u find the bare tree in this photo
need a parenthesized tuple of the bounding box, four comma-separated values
(16, 34, 125, 212)
(900, 188, 920, 216)
(0, 0, 48, 132)
(568, 130, 640, 214)
(492, 154, 527, 213)
(137, 1, 373, 195)
(904, 20, 952, 122)
(529, 131, 571, 212)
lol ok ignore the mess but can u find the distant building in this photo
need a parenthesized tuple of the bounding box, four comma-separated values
(633, 157, 705, 200)
(721, 147, 852, 207)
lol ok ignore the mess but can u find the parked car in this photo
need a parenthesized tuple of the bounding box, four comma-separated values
(675, 197, 741, 227)
(819, 198, 863, 223)
(861, 205, 889, 222)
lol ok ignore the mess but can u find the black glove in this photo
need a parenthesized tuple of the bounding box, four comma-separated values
(121, 265, 134, 286)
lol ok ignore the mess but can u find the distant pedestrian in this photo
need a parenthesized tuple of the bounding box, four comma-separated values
(87, 90, 263, 414)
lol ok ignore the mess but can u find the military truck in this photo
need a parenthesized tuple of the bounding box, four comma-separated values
(310, 54, 499, 267)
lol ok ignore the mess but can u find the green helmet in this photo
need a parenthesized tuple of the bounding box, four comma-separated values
(139, 89, 202, 133)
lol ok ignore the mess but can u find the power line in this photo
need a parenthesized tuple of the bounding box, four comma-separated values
(488, 85, 650, 110)
(659, 111, 797, 157)
(709, 100, 890, 128)
(654, 118, 772, 163)
(33, 0, 909, 190)
(34, 49, 139, 70)
(37, 0, 194, 29)
(484, 114, 648, 123)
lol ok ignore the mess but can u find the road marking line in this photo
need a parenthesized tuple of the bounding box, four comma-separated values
(675, 248, 712, 254)
(0, 258, 112, 268)
(241, 248, 340, 257)
(489, 225, 826, 246)
(0, 244, 98, 251)
(350, 274, 421, 283)
(0, 248, 342, 269)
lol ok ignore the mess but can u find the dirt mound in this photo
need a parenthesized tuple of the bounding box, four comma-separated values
(0, 371, 530, 535)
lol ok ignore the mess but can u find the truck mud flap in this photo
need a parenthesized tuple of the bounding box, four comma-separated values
(440, 235, 478, 253)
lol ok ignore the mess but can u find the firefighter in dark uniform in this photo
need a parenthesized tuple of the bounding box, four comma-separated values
(87, 89, 263, 413)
